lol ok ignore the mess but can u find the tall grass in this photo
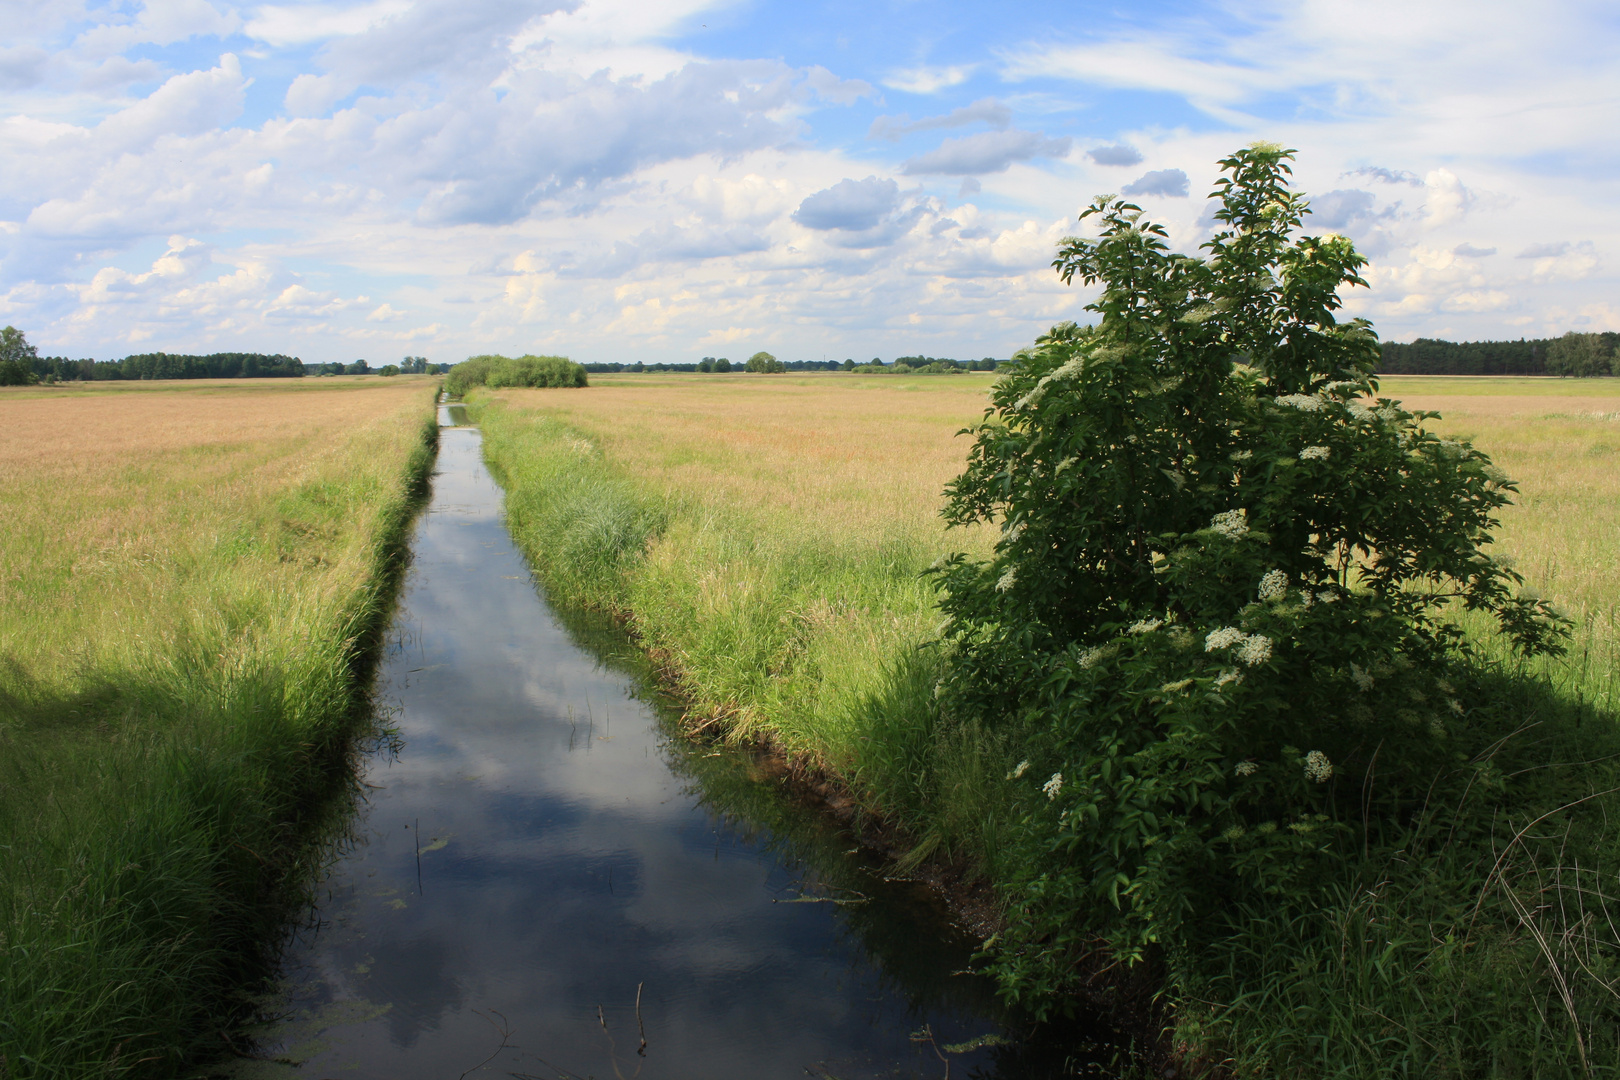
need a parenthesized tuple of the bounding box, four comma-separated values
(472, 372, 1620, 1076)
(0, 381, 437, 1078)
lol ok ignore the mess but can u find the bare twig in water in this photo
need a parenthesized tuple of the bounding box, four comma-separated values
(635, 981, 648, 1057)
(456, 1009, 512, 1080)
(909, 1024, 951, 1080)
(771, 888, 869, 906)
(415, 817, 423, 895)
(596, 990, 646, 1080)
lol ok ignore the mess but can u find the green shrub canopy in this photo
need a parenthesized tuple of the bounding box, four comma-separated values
(933, 145, 1567, 1001)
(445, 354, 588, 395)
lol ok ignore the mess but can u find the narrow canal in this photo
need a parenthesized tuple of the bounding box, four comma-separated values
(234, 405, 1112, 1078)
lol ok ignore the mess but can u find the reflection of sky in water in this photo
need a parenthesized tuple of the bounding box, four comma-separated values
(237, 419, 1063, 1080)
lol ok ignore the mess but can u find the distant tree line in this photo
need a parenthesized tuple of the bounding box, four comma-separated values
(1377, 334, 1620, 377)
(580, 354, 1006, 374)
(307, 356, 450, 377)
(0, 327, 459, 385)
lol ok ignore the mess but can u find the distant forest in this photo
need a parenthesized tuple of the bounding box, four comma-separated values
(1378, 334, 1620, 376)
(582, 356, 1003, 374)
(22, 350, 450, 382)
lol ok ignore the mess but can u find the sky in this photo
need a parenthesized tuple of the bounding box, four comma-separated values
(1, 0, 1617, 365)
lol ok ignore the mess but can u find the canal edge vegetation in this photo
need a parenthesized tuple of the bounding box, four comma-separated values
(0, 385, 440, 1079)
(466, 147, 1620, 1077)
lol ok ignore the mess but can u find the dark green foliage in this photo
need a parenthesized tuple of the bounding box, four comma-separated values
(1378, 337, 1551, 375)
(444, 353, 588, 395)
(933, 145, 1570, 1023)
(1547, 331, 1617, 377)
(1, 325, 40, 385)
(117, 352, 306, 379)
(746, 350, 786, 373)
(378, 364, 400, 376)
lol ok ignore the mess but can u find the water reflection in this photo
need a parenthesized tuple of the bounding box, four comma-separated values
(231, 408, 1119, 1078)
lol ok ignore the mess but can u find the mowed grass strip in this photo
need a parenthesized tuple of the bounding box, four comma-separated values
(0, 378, 437, 1078)
(476, 371, 1620, 1073)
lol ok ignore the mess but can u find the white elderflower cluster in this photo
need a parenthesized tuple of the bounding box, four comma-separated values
(1277, 393, 1326, 411)
(995, 567, 1017, 593)
(1321, 380, 1365, 398)
(1257, 569, 1288, 602)
(1298, 445, 1331, 461)
(1213, 669, 1244, 689)
(1448, 698, 1464, 716)
(1013, 385, 1046, 412)
(1303, 750, 1334, 783)
(1347, 403, 1375, 421)
(1079, 644, 1116, 669)
(1349, 663, 1374, 692)
(1205, 626, 1246, 651)
(1222, 824, 1246, 840)
(1051, 357, 1088, 380)
(1229, 449, 1253, 462)
(1128, 616, 1164, 635)
(1209, 508, 1249, 538)
(1042, 773, 1064, 800)
(1235, 634, 1273, 667)
(1008, 759, 1030, 780)
(1233, 760, 1259, 777)
(1159, 678, 1194, 693)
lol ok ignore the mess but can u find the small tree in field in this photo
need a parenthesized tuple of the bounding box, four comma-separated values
(934, 145, 1566, 1005)
(745, 350, 784, 373)
(0, 326, 40, 386)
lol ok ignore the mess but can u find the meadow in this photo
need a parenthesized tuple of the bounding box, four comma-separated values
(0, 376, 438, 1078)
(473, 371, 1620, 1076)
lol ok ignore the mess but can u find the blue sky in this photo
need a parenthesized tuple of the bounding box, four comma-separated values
(2, 0, 1617, 364)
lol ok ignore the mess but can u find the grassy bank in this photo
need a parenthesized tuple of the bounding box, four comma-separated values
(0, 378, 438, 1078)
(473, 372, 1620, 1076)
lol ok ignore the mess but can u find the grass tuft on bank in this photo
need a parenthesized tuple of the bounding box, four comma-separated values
(0, 380, 437, 1078)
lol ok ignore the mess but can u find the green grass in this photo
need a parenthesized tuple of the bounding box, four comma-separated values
(470, 373, 1620, 1077)
(0, 381, 437, 1078)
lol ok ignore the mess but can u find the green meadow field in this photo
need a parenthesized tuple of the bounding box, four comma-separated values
(0, 377, 437, 1078)
(474, 370, 1620, 1077)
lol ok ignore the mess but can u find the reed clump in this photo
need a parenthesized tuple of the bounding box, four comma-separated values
(0, 379, 437, 1078)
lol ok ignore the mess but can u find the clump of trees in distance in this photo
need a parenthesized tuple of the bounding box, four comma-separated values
(1545, 331, 1618, 376)
(307, 356, 451, 376)
(745, 350, 786, 373)
(444, 354, 588, 395)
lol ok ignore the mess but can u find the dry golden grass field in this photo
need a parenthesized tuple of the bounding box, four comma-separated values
(1387, 376, 1620, 705)
(491, 371, 997, 547)
(0, 376, 438, 694)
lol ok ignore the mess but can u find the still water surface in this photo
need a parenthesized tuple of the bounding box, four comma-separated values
(237, 407, 1109, 1078)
